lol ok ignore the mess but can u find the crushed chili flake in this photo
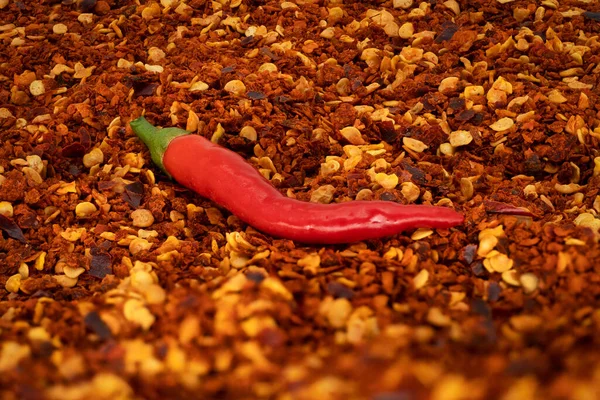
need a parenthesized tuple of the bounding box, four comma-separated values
(1, 0, 600, 399)
(0, 215, 26, 243)
(121, 181, 144, 208)
(89, 248, 112, 279)
(84, 311, 112, 340)
(484, 200, 536, 217)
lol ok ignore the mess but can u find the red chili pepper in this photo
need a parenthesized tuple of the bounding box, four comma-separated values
(130, 117, 464, 244)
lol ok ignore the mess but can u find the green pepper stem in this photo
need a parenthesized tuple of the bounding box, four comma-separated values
(130, 116, 190, 176)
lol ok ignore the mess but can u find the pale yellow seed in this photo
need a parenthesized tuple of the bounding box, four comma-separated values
(34, 252, 46, 271)
(60, 227, 85, 242)
(439, 143, 455, 156)
(411, 228, 433, 240)
(398, 22, 414, 39)
(280, 1, 298, 9)
(413, 269, 429, 289)
(403, 137, 428, 153)
(223, 80, 246, 96)
(189, 81, 209, 92)
(464, 85, 484, 99)
(547, 90, 568, 104)
(53, 275, 78, 288)
(520, 273, 539, 293)
(63, 266, 86, 279)
(5, 274, 21, 293)
(144, 64, 163, 74)
(320, 159, 341, 175)
(486, 88, 507, 106)
(375, 173, 399, 190)
(339, 126, 365, 145)
(501, 270, 521, 286)
(477, 235, 498, 257)
(449, 130, 473, 147)
(489, 253, 514, 273)
(489, 117, 514, 132)
(427, 307, 452, 327)
(355, 188, 373, 200)
(0, 201, 13, 217)
(298, 253, 320, 272)
(478, 225, 505, 240)
(131, 209, 155, 228)
(328, 7, 344, 23)
(239, 126, 257, 141)
(443, 0, 460, 15)
(438, 77, 459, 94)
(0, 108, 13, 119)
(75, 202, 97, 218)
(555, 183, 583, 194)
(327, 298, 353, 329)
(83, 148, 104, 168)
(401, 182, 420, 202)
(29, 80, 45, 96)
(130, 238, 153, 255)
(320, 27, 335, 39)
(400, 47, 423, 63)
(147, 47, 166, 63)
(393, 0, 413, 9)
(123, 299, 155, 330)
(18, 263, 29, 279)
(258, 63, 278, 73)
(310, 185, 336, 204)
(52, 23, 68, 34)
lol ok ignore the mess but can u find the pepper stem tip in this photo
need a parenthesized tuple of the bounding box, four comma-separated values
(129, 116, 190, 177)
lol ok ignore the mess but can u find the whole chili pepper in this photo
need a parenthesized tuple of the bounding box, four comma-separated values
(130, 117, 463, 244)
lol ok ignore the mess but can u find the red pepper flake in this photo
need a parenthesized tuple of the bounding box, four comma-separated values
(61, 143, 86, 158)
(484, 200, 535, 217)
(487, 282, 501, 302)
(61, 127, 91, 158)
(435, 21, 459, 43)
(89, 247, 112, 278)
(221, 65, 236, 73)
(247, 91, 267, 100)
(132, 81, 159, 97)
(84, 311, 112, 340)
(121, 181, 144, 208)
(80, 127, 91, 149)
(583, 11, 600, 21)
(326, 281, 355, 299)
(0, 214, 26, 243)
(377, 120, 398, 142)
(461, 244, 477, 265)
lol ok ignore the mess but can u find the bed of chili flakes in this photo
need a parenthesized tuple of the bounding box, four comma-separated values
(1, 0, 600, 398)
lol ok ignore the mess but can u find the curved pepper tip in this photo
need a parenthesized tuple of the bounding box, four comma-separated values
(130, 116, 190, 177)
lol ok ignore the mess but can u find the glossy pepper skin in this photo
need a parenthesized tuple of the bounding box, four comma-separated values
(130, 117, 464, 244)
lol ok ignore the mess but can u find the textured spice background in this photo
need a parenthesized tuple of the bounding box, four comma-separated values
(1, 0, 600, 399)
